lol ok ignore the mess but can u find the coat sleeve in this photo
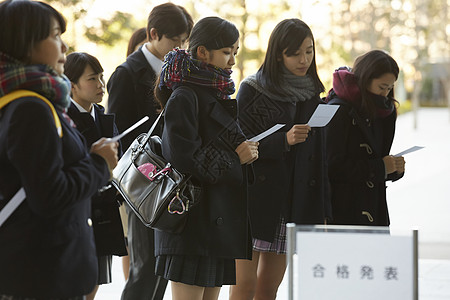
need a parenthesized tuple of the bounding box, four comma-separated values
(107, 66, 141, 149)
(162, 90, 243, 185)
(237, 82, 289, 160)
(6, 98, 110, 217)
(326, 105, 386, 183)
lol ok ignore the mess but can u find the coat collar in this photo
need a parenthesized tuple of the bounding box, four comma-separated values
(68, 103, 115, 139)
(125, 50, 157, 87)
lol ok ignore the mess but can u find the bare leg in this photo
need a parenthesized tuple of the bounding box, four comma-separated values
(229, 250, 260, 300)
(122, 251, 130, 280)
(254, 252, 286, 300)
(171, 281, 204, 300)
(203, 286, 221, 300)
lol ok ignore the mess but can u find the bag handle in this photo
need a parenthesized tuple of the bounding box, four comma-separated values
(140, 109, 164, 146)
(139, 85, 199, 147)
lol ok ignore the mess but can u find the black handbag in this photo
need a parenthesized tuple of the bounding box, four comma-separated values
(112, 110, 201, 234)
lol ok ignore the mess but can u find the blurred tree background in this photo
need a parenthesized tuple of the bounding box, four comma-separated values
(44, 0, 450, 112)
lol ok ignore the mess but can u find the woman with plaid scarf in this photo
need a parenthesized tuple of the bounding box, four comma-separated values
(0, 1, 118, 299)
(153, 16, 259, 300)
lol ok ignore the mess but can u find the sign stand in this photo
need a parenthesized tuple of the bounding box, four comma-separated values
(286, 224, 418, 300)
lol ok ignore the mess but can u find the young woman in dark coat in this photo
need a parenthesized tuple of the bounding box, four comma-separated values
(230, 19, 331, 300)
(325, 50, 405, 226)
(64, 52, 127, 300)
(0, 1, 118, 299)
(154, 16, 259, 300)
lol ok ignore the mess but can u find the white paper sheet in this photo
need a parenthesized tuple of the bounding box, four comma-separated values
(249, 124, 286, 142)
(394, 146, 424, 157)
(307, 104, 339, 127)
(105, 116, 149, 144)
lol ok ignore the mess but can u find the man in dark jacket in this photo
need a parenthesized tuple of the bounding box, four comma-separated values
(106, 3, 193, 299)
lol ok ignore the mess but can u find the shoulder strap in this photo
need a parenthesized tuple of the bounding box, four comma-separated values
(141, 85, 199, 145)
(0, 89, 63, 137)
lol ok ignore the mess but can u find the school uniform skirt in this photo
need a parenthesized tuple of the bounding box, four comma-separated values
(252, 217, 287, 255)
(155, 255, 236, 287)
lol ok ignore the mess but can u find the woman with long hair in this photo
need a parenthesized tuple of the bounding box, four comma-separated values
(231, 18, 331, 300)
(325, 50, 405, 225)
(154, 16, 259, 300)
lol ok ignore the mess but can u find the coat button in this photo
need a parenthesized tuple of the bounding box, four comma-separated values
(359, 143, 373, 154)
(87, 218, 93, 227)
(366, 181, 374, 188)
(216, 217, 224, 226)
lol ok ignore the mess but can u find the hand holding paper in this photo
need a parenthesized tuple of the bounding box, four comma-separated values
(286, 124, 311, 146)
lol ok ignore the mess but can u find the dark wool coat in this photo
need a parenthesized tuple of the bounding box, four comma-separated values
(67, 103, 127, 256)
(154, 85, 252, 260)
(237, 82, 331, 242)
(0, 96, 110, 298)
(326, 97, 403, 226)
(107, 49, 160, 149)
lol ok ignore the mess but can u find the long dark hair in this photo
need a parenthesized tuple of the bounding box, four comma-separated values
(0, 0, 66, 63)
(257, 18, 324, 96)
(154, 16, 239, 108)
(352, 50, 399, 118)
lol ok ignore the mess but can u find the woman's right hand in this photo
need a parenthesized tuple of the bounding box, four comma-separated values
(91, 137, 119, 170)
(286, 124, 311, 145)
(383, 155, 405, 174)
(235, 141, 259, 165)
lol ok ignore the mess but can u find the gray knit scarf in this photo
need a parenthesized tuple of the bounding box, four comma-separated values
(242, 67, 316, 104)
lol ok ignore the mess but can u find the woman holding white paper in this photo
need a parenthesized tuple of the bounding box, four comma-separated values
(153, 17, 258, 300)
(231, 19, 331, 300)
(325, 50, 405, 226)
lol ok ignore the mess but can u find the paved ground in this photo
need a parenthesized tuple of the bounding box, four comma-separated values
(96, 107, 450, 299)
(95, 257, 450, 299)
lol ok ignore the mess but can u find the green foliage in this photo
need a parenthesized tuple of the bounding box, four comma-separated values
(84, 11, 137, 46)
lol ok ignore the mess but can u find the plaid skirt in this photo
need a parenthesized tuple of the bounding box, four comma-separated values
(155, 255, 236, 287)
(252, 217, 287, 255)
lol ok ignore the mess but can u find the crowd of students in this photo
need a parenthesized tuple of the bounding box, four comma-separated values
(0, 1, 405, 300)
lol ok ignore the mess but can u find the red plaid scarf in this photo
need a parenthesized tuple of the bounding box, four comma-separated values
(159, 48, 235, 100)
(0, 52, 71, 112)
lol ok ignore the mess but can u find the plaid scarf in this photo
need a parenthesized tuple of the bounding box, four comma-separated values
(0, 52, 71, 112)
(159, 48, 235, 100)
